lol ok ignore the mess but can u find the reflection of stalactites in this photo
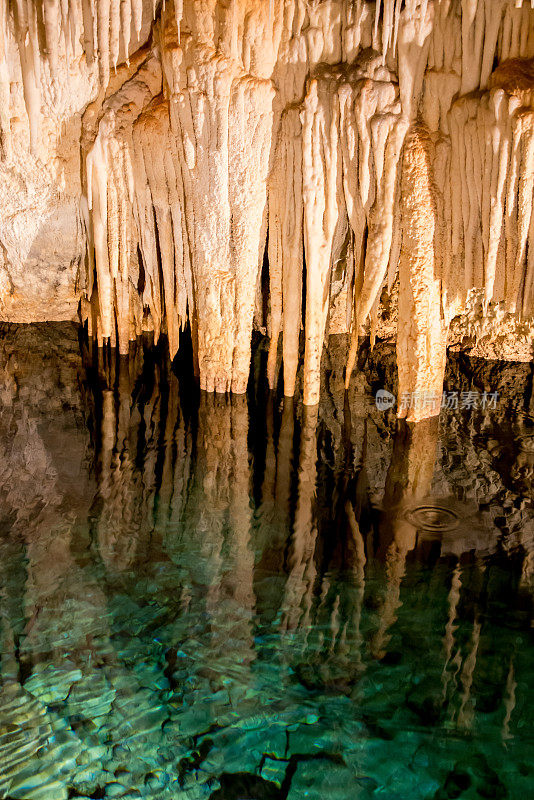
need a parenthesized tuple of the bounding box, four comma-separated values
(190, 393, 255, 669)
(228, 395, 254, 612)
(162, 397, 193, 559)
(192, 394, 232, 608)
(96, 386, 121, 568)
(254, 395, 295, 618)
(87, 347, 163, 575)
(457, 616, 481, 731)
(372, 417, 440, 659)
(281, 404, 318, 635)
(502, 657, 517, 743)
(441, 561, 462, 705)
(262, 395, 277, 509)
(275, 397, 294, 532)
(382, 417, 440, 514)
(345, 500, 366, 667)
(370, 534, 408, 660)
(0, 543, 24, 684)
(254, 394, 277, 567)
(97, 373, 136, 572)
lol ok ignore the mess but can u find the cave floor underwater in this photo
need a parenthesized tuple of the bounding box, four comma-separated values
(0, 323, 533, 800)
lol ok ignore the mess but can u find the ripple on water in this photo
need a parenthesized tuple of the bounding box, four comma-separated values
(403, 504, 460, 533)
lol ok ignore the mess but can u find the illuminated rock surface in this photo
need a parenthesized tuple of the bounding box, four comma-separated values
(1, 2, 534, 411)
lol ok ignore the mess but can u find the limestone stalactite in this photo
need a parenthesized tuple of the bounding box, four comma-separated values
(0, 0, 11, 159)
(1, 0, 534, 414)
(301, 77, 343, 406)
(397, 123, 447, 424)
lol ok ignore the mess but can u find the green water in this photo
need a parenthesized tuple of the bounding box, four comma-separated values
(0, 324, 532, 799)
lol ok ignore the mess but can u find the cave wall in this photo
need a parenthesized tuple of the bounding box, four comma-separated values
(1, 1, 534, 418)
(0, 0, 154, 321)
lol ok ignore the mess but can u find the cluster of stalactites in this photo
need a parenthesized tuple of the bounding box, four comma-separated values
(79, 0, 534, 408)
(82, 50, 166, 354)
(445, 77, 534, 324)
(0, 0, 160, 156)
(82, 0, 279, 394)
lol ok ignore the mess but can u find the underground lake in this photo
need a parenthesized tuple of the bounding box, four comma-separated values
(0, 323, 532, 799)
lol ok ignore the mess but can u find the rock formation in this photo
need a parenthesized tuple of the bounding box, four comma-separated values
(1, 1, 534, 418)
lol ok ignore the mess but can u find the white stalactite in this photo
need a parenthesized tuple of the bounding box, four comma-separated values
(43, 0, 60, 78)
(97, 0, 111, 86)
(0, 0, 11, 159)
(267, 109, 303, 396)
(397, 123, 447, 424)
(81, 0, 95, 64)
(110, 0, 121, 71)
(132, 0, 143, 40)
(84, 51, 163, 346)
(121, 0, 132, 63)
(2, 0, 534, 414)
(301, 78, 342, 406)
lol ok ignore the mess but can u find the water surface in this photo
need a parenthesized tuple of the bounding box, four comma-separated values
(0, 324, 533, 799)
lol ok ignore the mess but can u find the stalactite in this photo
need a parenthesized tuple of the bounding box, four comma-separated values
(2, 0, 534, 412)
(265, 0, 307, 395)
(110, 0, 121, 72)
(446, 56, 534, 326)
(120, 0, 132, 64)
(397, 123, 447, 424)
(81, 0, 95, 65)
(97, 0, 111, 86)
(84, 52, 163, 346)
(59, 0, 69, 57)
(301, 78, 343, 406)
(342, 58, 406, 389)
(520, 114, 534, 316)
(0, 0, 11, 159)
(26, 0, 41, 90)
(132, 0, 143, 40)
(164, 0, 283, 392)
(138, 98, 182, 358)
(267, 109, 303, 396)
(229, 76, 276, 393)
(12, 0, 41, 153)
(43, 0, 60, 78)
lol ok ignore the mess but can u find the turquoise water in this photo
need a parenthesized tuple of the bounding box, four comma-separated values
(0, 325, 533, 799)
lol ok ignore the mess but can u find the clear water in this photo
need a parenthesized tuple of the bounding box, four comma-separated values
(0, 324, 533, 800)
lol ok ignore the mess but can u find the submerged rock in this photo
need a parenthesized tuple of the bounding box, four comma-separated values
(25, 662, 83, 705)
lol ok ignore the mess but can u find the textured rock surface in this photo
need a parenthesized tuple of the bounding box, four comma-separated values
(1, 1, 534, 410)
(0, 0, 153, 322)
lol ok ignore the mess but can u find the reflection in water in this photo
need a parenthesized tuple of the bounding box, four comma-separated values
(0, 325, 533, 799)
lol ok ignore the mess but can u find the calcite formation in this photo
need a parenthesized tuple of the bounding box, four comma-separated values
(1, 1, 534, 417)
